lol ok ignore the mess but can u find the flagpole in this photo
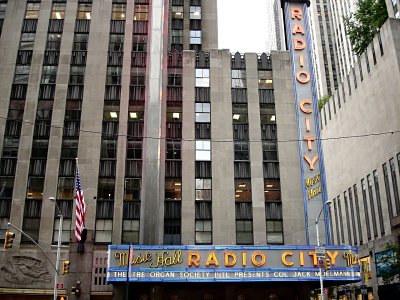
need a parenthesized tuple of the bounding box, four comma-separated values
(125, 243, 132, 300)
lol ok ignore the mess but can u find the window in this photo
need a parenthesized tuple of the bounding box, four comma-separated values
(97, 178, 115, 200)
(73, 33, 89, 51)
(41, 65, 57, 84)
(122, 201, 140, 244)
(133, 4, 148, 21)
(232, 104, 248, 124)
(0, 198, 11, 242)
(258, 71, 273, 89)
(69, 66, 85, 84)
(57, 177, 74, 200)
(196, 140, 211, 161)
(235, 179, 251, 202)
(25, 3, 40, 19)
(262, 141, 278, 161)
(235, 202, 253, 245)
(126, 139, 142, 159)
(77, 3, 91, 20)
(265, 179, 280, 201)
(367, 174, 378, 238)
(168, 72, 182, 86)
(20, 33, 36, 50)
(0, 3, 6, 20)
(106, 66, 122, 85)
(195, 178, 211, 201)
(132, 35, 147, 52)
(195, 103, 210, 122)
(348, 188, 358, 245)
(195, 69, 209, 87)
(390, 158, 400, 215)
(26, 177, 44, 199)
(343, 192, 353, 245)
(361, 179, 371, 240)
(353, 184, 363, 245)
(14, 65, 31, 84)
(166, 141, 181, 160)
(190, 30, 201, 44)
(124, 178, 141, 201)
(94, 218, 113, 244)
(112, 4, 126, 20)
(172, 30, 183, 44)
(109, 34, 124, 52)
(232, 70, 246, 88)
(260, 104, 276, 125)
(164, 201, 181, 245)
(46, 33, 62, 50)
(265, 202, 283, 244)
(373, 170, 385, 235)
(195, 202, 212, 244)
(50, 3, 66, 20)
(165, 179, 182, 200)
(234, 141, 249, 161)
(333, 198, 340, 244)
(172, 6, 183, 19)
(190, 6, 201, 19)
(22, 199, 42, 243)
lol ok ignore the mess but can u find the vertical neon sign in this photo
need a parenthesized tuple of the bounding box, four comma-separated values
(282, 0, 331, 245)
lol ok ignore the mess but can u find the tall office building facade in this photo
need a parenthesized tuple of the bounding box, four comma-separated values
(308, 0, 357, 97)
(320, 17, 400, 299)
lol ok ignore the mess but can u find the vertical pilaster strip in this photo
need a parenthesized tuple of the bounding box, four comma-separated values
(141, 0, 167, 244)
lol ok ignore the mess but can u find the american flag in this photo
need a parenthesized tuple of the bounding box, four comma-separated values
(75, 162, 86, 242)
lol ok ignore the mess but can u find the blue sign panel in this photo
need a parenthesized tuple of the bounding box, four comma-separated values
(282, 0, 330, 245)
(107, 245, 361, 283)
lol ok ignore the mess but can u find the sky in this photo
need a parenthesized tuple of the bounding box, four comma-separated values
(217, 0, 270, 53)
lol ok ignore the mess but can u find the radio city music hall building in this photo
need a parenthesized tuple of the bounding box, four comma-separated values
(0, 0, 360, 299)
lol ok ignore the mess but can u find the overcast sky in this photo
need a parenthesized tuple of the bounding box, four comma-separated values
(217, 0, 269, 53)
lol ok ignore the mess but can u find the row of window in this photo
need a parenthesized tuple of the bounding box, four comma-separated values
(331, 154, 400, 246)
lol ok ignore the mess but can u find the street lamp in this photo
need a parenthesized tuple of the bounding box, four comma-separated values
(49, 196, 63, 300)
(316, 200, 332, 300)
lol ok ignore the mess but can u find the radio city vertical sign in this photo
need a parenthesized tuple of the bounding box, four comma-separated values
(281, 0, 330, 245)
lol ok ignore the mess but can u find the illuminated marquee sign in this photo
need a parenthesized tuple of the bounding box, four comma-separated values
(282, 0, 330, 245)
(107, 245, 361, 282)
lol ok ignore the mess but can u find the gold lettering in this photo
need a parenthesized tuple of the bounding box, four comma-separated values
(343, 252, 360, 266)
(131, 252, 152, 265)
(205, 252, 220, 267)
(294, 38, 306, 50)
(303, 135, 316, 151)
(242, 252, 247, 267)
(187, 251, 200, 267)
(308, 251, 318, 266)
(251, 251, 266, 267)
(291, 7, 302, 20)
(292, 23, 305, 35)
(224, 252, 237, 267)
(305, 118, 310, 131)
(114, 252, 128, 267)
(299, 251, 305, 266)
(307, 185, 322, 200)
(299, 54, 305, 67)
(304, 155, 319, 170)
(326, 251, 339, 266)
(296, 71, 310, 83)
(282, 251, 294, 266)
(300, 99, 312, 114)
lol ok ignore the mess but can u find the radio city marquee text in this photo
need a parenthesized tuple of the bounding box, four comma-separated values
(108, 248, 361, 281)
(289, 5, 322, 200)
